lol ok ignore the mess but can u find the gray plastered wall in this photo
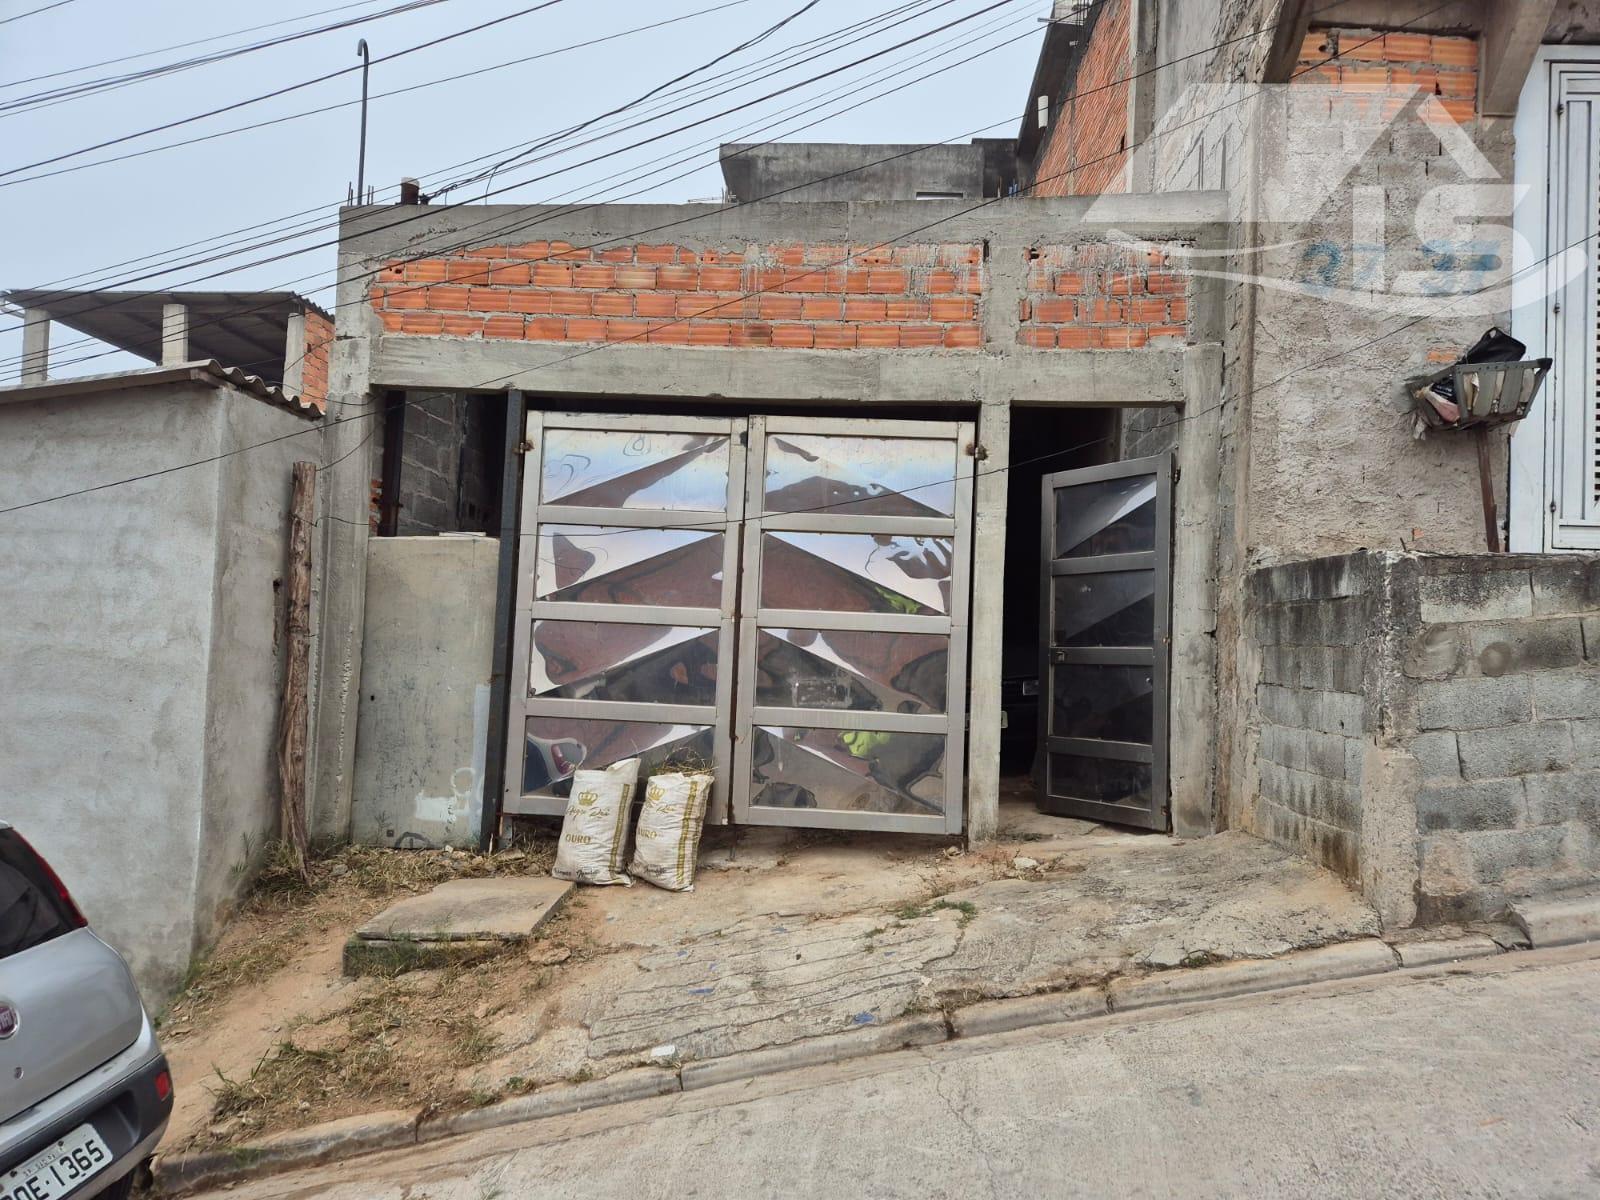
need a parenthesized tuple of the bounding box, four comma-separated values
(0, 378, 314, 1003)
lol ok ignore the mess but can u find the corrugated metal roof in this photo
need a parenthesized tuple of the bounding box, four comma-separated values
(0, 360, 323, 419)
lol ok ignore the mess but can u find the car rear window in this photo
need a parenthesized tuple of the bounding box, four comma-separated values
(0, 830, 78, 959)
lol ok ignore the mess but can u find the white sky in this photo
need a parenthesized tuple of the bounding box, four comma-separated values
(0, 0, 1046, 379)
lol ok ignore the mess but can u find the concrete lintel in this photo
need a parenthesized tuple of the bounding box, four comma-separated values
(338, 194, 1231, 264)
(20, 308, 48, 384)
(1479, 0, 1557, 116)
(160, 303, 189, 367)
(370, 338, 1191, 409)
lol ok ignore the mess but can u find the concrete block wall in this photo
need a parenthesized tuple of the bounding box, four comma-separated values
(369, 240, 986, 350)
(1018, 242, 1191, 349)
(1247, 552, 1600, 928)
(1404, 556, 1600, 922)
(393, 391, 497, 535)
(1248, 555, 1378, 881)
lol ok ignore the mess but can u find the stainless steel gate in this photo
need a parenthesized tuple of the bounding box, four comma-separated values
(504, 412, 745, 823)
(505, 411, 973, 835)
(1037, 453, 1172, 830)
(732, 417, 974, 834)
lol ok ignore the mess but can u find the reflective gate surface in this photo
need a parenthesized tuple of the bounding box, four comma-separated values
(505, 413, 744, 821)
(1037, 453, 1172, 830)
(734, 418, 974, 834)
(505, 412, 973, 834)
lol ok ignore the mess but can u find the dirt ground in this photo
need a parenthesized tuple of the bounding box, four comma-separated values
(158, 788, 1378, 1155)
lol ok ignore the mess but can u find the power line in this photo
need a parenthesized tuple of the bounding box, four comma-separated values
(0, 0, 76, 26)
(3, 0, 1019, 372)
(0, 0, 400, 90)
(0, 0, 766, 301)
(0, 1, 569, 180)
(0, 5, 1471, 521)
(0, 0, 944, 320)
(0, 0, 966, 372)
(0, 0, 450, 117)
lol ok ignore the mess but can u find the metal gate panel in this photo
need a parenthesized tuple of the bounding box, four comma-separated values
(733, 416, 974, 835)
(1038, 453, 1172, 830)
(504, 412, 745, 824)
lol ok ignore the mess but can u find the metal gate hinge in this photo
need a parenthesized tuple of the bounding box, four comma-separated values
(1556, 101, 1565, 116)
(515, 440, 533, 455)
(968, 442, 987, 461)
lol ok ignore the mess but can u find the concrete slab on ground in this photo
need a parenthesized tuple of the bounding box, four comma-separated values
(355, 876, 574, 942)
(475, 829, 1380, 1087)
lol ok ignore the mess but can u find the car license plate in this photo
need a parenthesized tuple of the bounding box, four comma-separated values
(2, 1125, 112, 1200)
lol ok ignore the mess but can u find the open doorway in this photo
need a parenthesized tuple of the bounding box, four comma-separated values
(1000, 406, 1118, 822)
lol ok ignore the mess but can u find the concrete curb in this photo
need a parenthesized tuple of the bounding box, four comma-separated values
(949, 987, 1109, 1038)
(153, 1110, 419, 1196)
(153, 929, 1550, 1195)
(1509, 891, 1600, 948)
(1106, 939, 1399, 1012)
(417, 1068, 680, 1143)
(679, 1014, 949, 1091)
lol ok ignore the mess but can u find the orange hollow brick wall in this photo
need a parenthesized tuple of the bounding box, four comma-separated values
(1030, 0, 1130, 198)
(1019, 244, 1189, 350)
(369, 241, 985, 350)
(1293, 28, 1478, 123)
(299, 310, 334, 412)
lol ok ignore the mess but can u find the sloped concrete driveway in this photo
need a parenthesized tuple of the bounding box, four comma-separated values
(476, 828, 1379, 1085)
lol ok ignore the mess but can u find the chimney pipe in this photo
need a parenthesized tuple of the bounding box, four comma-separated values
(399, 177, 423, 205)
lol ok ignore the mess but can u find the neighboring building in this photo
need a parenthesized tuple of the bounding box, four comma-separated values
(719, 139, 1019, 202)
(0, 361, 322, 1001)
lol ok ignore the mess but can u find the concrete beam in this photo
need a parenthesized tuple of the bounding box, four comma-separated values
(1125, 0, 1161, 189)
(339, 195, 1229, 262)
(370, 339, 1192, 409)
(20, 308, 48, 384)
(160, 303, 189, 367)
(1261, 0, 1316, 83)
(1479, 0, 1557, 117)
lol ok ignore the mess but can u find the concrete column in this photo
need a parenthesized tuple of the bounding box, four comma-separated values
(282, 311, 307, 395)
(20, 308, 49, 384)
(161, 303, 189, 366)
(1479, 0, 1557, 115)
(1168, 344, 1225, 838)
(967, 399, 1010, 843)
(1124, 0, 1160, 192)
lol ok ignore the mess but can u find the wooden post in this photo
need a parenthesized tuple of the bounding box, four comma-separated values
(277, 462, 317, 881)
(1475, 426, 1502, 553)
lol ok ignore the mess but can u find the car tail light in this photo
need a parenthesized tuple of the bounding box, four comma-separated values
(154, 1070, 172, 1103)
(13, 832, 88, 929)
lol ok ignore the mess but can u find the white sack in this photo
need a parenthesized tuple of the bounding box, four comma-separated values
(552, 758, 640, 886)
(630, 772, 713, 892)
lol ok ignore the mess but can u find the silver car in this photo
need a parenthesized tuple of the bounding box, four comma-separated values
(0, 821, 172, 1200)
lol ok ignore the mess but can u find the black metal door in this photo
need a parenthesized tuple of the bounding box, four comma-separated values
(1038, 454, 1172, 829)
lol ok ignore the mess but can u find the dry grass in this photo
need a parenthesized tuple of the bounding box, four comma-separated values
(193, 946, 541, 1142)
(171, 835, 576, 1147)
(165, 838, 556, 1029)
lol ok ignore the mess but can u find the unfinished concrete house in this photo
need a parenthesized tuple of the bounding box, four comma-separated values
(275, 0, 1600, 942)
